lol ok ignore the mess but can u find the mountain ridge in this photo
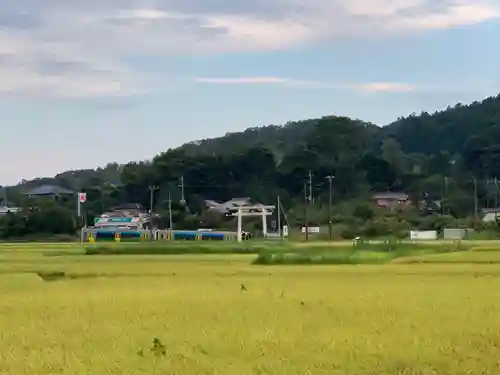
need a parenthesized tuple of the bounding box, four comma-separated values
(3, 93, 500, 192)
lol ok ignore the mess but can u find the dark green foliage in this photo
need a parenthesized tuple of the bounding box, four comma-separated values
(84, 242, 271, 255)
(253, 242, 469, 265)
(35, 271, 67, 281)
(3, 94, 500, 239)
(380, 95, 500, 156)
(0, 200, 77, 240)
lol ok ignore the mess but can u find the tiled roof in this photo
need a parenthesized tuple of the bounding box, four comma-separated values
(24, 185, 74, 196)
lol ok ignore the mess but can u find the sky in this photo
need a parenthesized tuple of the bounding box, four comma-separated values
(1, 0, 500, 185)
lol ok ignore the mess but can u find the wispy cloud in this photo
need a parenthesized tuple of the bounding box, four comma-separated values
(0, 0, 498, 98)
(193, 76, 324, 86)
(355, 82, 418, 93)
(394, 2, 500, 30)
(193, 76, 419, 93)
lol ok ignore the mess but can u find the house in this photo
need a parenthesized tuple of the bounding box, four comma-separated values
(23, 185, 75, 197)
(371, 192, 410, 209)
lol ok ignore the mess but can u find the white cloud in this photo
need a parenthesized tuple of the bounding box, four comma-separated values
(114, 9, 176, 20)
(0, 29, 145, 98)
(343, 0, 424, 17)
(398, 3, 500, 29)
(0, 0, 498, 98)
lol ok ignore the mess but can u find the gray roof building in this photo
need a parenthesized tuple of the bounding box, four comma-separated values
(24, 185, 75, 196)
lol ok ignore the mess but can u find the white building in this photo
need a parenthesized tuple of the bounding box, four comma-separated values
(0, 206, 20, 216)
(482, 208, 500, 223)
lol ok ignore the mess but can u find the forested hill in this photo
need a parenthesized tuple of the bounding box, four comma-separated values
(178, 119, 321, 158)
(381, 94, 500, 156)
(4, 93, 500, 199)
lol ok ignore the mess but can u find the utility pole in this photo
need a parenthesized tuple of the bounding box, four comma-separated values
(473, 177, 478, 219)
(443, 176, 449, 215)
(148, 185, 159, 213)
(303, 182, 309, 242)
(495, 177, 499, 209)
(326, 175, 335, 241)
(1, 186, 7, 207)
(308, 171, 313, 205)
(277, 195, 281, 239)
(486, 178, 491, 209)
(179, 176, 186, 205)
(148, 185, 159, 241)
(168, 190, 173, 240)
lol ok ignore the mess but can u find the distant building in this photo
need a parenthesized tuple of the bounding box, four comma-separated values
(23, 185, 75, 198)
(94, 202, 159, 230)
(0, 206, 20, 216)
(418, 195, 442, 213)
(371, 192, 410, 209)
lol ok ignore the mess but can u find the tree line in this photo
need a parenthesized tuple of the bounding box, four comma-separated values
(2, 94, 500, 240)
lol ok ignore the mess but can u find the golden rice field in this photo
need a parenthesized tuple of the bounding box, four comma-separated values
(2, 243, 500, 374)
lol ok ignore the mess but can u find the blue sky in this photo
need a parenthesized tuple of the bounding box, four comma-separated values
(1, 0, 500, 185)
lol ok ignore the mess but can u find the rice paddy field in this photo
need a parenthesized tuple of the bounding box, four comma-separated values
(2, 241, 500, 374)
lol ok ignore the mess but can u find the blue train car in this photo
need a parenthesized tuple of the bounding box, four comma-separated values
(94, 230, 142, 240)
(201, 232, 225, 240)
(173, 231, 225, 241)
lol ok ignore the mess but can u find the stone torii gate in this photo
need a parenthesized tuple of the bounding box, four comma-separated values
(230, 205, 275, 242)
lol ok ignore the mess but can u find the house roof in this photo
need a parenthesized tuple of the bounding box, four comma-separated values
(372, 192, 409, 200)
(204, 197, 257, 213)
(24, 185, 75, 196)
(204, 199, 220, 207)
(225, 197, 252, 205)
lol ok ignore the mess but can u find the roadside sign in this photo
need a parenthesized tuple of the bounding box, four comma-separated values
(301, 226, 320, 233)
(78, 192, 87, 203)
(283, 225, 289, 237)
